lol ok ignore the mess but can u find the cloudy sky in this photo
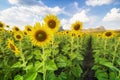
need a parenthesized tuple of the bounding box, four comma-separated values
(0, 0, 120, 30)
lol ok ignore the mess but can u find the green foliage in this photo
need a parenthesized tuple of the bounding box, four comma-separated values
(2, 29, 120, 80)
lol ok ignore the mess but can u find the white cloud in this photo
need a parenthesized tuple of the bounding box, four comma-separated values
(102, 8, 120, 21)
(8, 0, 19, 4)
(0, 2, 65, 29)
(61, 10, 91, 30)
(86, 0, 113, 6)
(70, 10, 90, 23)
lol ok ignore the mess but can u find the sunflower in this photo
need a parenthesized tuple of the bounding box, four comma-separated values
(24, 25, 33, 33)
(0, 21, 5, 30)
(103, 30, 115, 38)
(97, 33, 102, 37)
(70, 31, 77, 37)
(71, 21, 83, 32)
(30, 22, 53, 47)
(44, 14, 60, 33)
(23, 30, 28, 35)
(7, 39, 20, 56)
(14, 32, 23, 41)
(77, 32, 83, 38)
(12, 26, 20, 32)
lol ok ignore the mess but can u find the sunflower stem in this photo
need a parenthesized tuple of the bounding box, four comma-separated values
(19, 41, 26, 67)
(103, 39, 107, 58)
(71, 37, 73, 54)
(112, 41, 119, 64)
(42, 47, 46, 80)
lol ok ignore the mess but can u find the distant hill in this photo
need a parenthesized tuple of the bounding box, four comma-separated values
(82, 26, 106, 32)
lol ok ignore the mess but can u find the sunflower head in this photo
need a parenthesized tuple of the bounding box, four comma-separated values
(97, 33, 102, 37)
(70, 31, 77, 37)
(12, 26, 20, 32)
(23, 30, 28, 35)
(14, 32, 23, 41)
(0, 21, 5, 30)
(71, 21, 83, 32)
(77, 33, 83, 38)
(24, 25, 33, 32)
(30, 22, 53, 47)
(103, 30, 115, 38)
(7, 39, 20, 56)
(44, 14, 60, 33)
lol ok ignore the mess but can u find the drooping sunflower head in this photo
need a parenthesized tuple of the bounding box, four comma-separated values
(7, 39, 20, 56)
(24, 25, 33, 33)
(0, 21, 5, 30)
(14, 31, 23, 41)
(30, 23, 53, 47)
(71, 21, 83, 32)
(12, 26, 20, 32)
(103, 30, 115, 38)
(44, 14, 60, 33)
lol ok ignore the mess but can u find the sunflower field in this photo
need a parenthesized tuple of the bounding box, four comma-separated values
(0, 14, 120, 80)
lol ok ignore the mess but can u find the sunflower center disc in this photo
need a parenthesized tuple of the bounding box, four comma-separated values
(48, 20, 56, 29)
(74, 24, 80, 30)
(0, 23, 3, 27)
(15, 28, 19, 31)
(10, 44, 16, 51)
(16, 35, 21, 39)
(105, 32, 112, 36)
(27, 28, 32, 31)
(36, 30, 47, 42)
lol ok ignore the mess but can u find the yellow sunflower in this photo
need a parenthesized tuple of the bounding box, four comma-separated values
(77, 32, 83, 38)
(7, 39, 20, 56)
(103, 30, 115, 38)
(96, 33, 102, 37)
(44, 14, 60, 33)
(23, 30, 28, 35)
(30, 22, 53, 47)
(71, 21, 83, 32)
(14, 32, 23, 41)
(70, 31, 77, 37)
(12, 26, 20, 32)
(24, 25, 33, 33)
(0, 21, 5, 30)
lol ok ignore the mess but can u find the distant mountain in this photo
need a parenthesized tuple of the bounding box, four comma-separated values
(82, 26, 106, 32)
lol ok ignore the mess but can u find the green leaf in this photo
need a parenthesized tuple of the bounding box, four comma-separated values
(100, 61, 119, 71)
(95, 70, 108, 80)
(69, 53, 77, 60)
(57, 72, 67, 80)
(11, 62, 23, 68)
(24, 72, 37, 80)
(35, 74, 42, 80)
(35, 61, 43, 71)
(56, 55, 67, 67)
(32, 49, 41, 56)
(24, 62, 33, 71)
(46, 71, 56, 80)
(14, 75, 23, 80)
(92, 65, 101, 70)
(46, 59, 57, 70)
(109, 72, 117, 80)
(117, 59, 120, 66)
(26, 54, 33, 61)
(71, 65, 82, 77)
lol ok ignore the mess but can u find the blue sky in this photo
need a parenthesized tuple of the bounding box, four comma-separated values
(0, 0, 120, 30)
